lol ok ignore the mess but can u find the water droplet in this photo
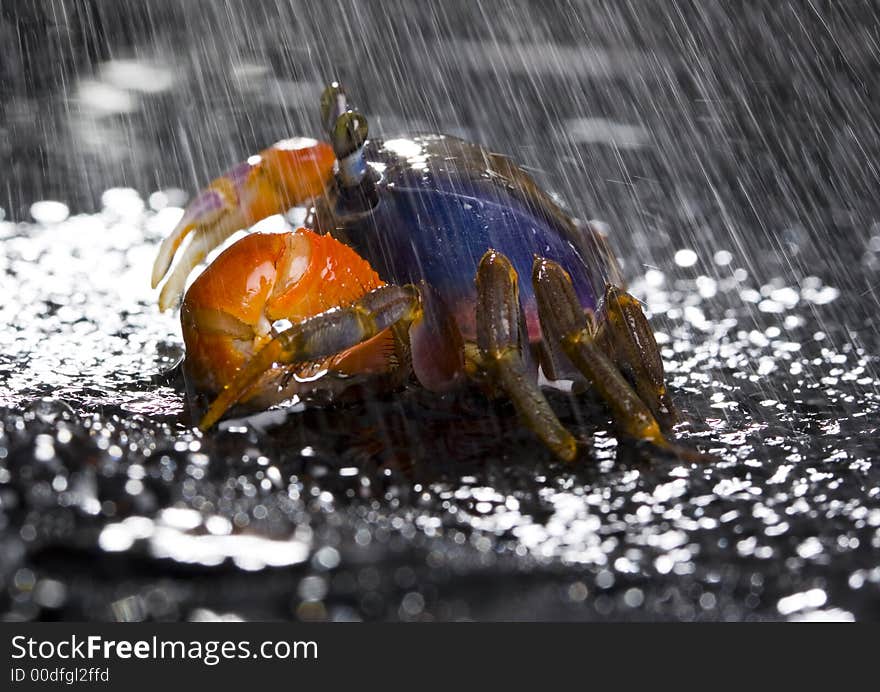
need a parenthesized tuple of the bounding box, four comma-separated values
(102, 188, 145, 216)
(674, 248, 698, 267)
(30, 201, 69, 224)
(298, 575, 327, 602)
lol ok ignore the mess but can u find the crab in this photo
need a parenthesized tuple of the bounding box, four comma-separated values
(151, 82, 683, 462)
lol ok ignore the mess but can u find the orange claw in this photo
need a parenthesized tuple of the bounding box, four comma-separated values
(152, 137, 336, 311)
(181, 228, 397, 418)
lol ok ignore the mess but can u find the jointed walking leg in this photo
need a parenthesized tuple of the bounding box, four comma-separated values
(200, 284, 421, 429)
(475, 251, 577, 462)
(532, 258, 670, 448)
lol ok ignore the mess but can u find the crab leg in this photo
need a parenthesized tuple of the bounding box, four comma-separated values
(152, 137, 336, 311)
(475, 250, 578, 462)
(532, 258, 669, 447)
(199, 284, 421, 430)
(594, 284, 678, 427)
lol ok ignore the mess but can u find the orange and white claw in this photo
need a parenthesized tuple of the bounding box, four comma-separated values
(151, 137, 336, 311)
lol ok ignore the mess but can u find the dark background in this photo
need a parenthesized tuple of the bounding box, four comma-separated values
(0, 0, 879, 621)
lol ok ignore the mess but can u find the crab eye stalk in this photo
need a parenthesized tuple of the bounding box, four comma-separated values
(332, 111, 369, 182)
(331, 110, 368, 156)
(319, 81, 377, 212)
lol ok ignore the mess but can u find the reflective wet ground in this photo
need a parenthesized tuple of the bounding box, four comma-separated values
(1, 1, 879, 621)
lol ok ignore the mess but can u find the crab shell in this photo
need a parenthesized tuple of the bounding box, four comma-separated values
(313, 134, 622, 345)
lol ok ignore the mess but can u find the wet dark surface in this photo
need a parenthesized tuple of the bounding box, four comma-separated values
(1, 1, 879, 621)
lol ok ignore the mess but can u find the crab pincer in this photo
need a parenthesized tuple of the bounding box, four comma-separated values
(151, 138, 336, 311)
